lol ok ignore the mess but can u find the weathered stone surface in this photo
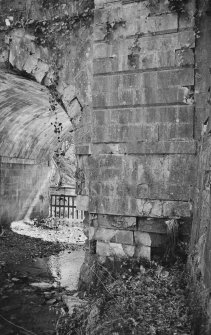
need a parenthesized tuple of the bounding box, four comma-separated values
(94, 227, 134, 245)
(93, 69, 194, 108)
(136, 200, 163, 217)
(94, 2, 177, 41)
(97, 214, 136, 230)
(94, 30, 195, 72)
(163, 201, 191, 217)
(128, 140, 196, 155)
(134, 232, 151, 247)
(0, 159, 50, 226)
(89, 227, 95, 240)
(0, 0, 198, 267)
(76, 195, 89, 211)
(95, 228, 116, 242)
(134, 245, 151, 260)
(75, 145, 91, 155)
(137, 218, 167, 234)
(115, 230, 134, 245)
(150, 233, 167, 247)
(96, 241, 135, 257)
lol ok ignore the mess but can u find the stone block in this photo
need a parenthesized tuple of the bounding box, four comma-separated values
(76, 195, 89, 211)
(93, 31, 195, 73)
(75, 145, 91, 155)
(134, 232, 151, 246)
(95, 227, 116, 241)
(98, 155, 123, 168)
(179, 220, 191, 236)
(175, 48, 194, 67)
(163, 201, 191, 217)
(93, 110, 110, 126)
(135, 155, 195, 202)
(98, 214, 136, 230)
(92, 143, 128, 155)
(122, 245, 135, 257)
(136, 199, 163, 217)
(89, 227, 95, 240)
(159, 124, 193, 140)
(134, 245, 151, 260)
(96, 241, 135, 258)
(128, 124, 159, 142)
(128, 140, 196, 155)
(96, 241, 110, 257)
(33, 60, 49, 83)
(115, 230, 134, 245)
(150, 233, 167, 247)
(137, 218, 167, 234)
(93, 42, 110, 59)
(93, 69, 194, 108)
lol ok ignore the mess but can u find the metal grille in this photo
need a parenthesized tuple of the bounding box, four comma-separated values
(50, 194, 84, 220)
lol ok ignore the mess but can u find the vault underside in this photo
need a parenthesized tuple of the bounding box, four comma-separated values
(0, 71, 72, 161)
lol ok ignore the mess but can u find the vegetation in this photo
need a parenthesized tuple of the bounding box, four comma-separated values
(57, 253, 193, 335)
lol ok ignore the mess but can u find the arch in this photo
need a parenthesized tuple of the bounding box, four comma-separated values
(0, 70, 74, 162)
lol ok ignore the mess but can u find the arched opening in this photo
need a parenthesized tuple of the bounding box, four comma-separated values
(0, 70, 83, 227)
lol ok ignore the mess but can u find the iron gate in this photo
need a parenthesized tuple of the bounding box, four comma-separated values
(50, 194, 84, 220)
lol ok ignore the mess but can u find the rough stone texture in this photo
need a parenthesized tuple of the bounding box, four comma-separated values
(137, 218, 167, 234)
(96, 241, 135, 258)
(0, 0, 93, 224)
(0, 71, 72, 161)
(89, 0, 196, 221)
(134, 245, 151, 260)
(0, 158, 50, 225)
(187, 1, 211, 331)
(0, 0, 203, 266)
(97, 214, 136, 230)
(93, 227, 134, 244)
(85, 0, 197, 261)
(134, 232, 151, 247)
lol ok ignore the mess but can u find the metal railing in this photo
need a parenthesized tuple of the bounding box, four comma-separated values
(50, 194, 84, 220)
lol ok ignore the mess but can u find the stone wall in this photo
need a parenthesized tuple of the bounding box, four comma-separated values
(0, 0, 210, 267)
(188, 1, 211, 331)
(2, 0, 211, 328)
(78, 0, 196, 260)
(0, 157, 50, 225)
(0, 0, 93, 226)
(0, 0, 93, 149)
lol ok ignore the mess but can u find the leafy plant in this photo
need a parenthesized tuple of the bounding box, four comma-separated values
(104, 19, 126, 41)
(168, 0, 189, 15)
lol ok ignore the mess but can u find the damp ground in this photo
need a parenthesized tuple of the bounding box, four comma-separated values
(0, 222, 86, 335)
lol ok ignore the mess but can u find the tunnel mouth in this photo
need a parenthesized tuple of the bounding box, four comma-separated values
(0, 69, 84, 228)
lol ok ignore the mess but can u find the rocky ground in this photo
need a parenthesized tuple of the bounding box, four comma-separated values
(0, 226, 85, 335)
(0, 226, 202, 335)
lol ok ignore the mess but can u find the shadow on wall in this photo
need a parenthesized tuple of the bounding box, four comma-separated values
(0, 160, 51, 228)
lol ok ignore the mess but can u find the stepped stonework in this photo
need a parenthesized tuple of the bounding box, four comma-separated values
(1, 0, 211, 330)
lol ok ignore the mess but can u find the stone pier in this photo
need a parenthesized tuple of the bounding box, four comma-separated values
(76, 0, 196, 260)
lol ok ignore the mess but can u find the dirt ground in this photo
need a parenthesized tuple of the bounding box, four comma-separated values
(0, 229, 66, 265)
(0, 228, 83, 335)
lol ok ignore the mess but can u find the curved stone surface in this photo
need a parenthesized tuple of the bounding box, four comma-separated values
(0, 71, 73, 161)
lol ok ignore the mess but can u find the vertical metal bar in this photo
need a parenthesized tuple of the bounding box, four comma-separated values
(59, 196, 61, 218)
(63, 196, 65, 218)
(76, 210, 78, 219)
(68, 196, 70, 218)
(54, 196, 56, 217)
(72, 196, 74, 219)
(50, 196, 52, 217)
